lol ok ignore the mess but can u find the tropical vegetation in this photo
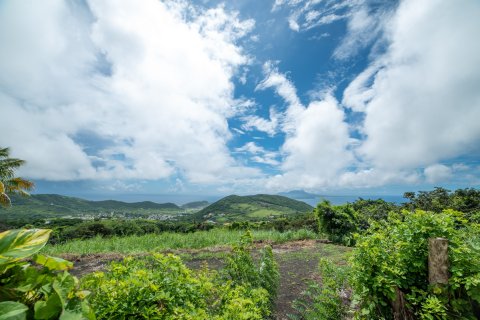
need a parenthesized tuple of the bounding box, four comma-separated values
(0, 147, 34, 207)
(2, 145, 480, 319)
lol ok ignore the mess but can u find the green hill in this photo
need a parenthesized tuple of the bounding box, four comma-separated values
(194, 194, 313, 222)
(181, 201, 209, 209)
(0, 194, 181, 220)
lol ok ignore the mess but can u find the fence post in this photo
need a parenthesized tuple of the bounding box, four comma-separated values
(428, 238, 449, 285)
(392, 238, 449, 319)
(392, 287, 409, 320)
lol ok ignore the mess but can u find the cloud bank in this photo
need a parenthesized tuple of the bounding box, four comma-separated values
(0, 0, 258, 184)
(1, 0, 479, 193)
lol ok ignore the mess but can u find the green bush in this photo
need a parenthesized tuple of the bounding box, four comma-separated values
(82, 231, 278, 319)
(224, 231, 279, 307)
(350, 209, 480, 319)
(259, 245, 280, 304)
(82, 254, 213, 319)
(315, 200, 358, 245)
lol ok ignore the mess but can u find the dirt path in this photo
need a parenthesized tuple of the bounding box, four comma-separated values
(65, 240, 350, 319)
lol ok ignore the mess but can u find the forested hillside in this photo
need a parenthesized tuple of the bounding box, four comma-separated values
(0, 194, 182, 220)
(194, 194, 313, 222)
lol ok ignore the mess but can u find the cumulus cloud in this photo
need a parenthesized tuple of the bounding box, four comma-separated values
(255, 64, 354, 191)
(344, 0, 480, 170)
(2, 0, 479, 194)
(0, 0, 258, 184)
(273, 96, 353, 189)
(261, 0, 480, 191)
(424, 164, 452, 184)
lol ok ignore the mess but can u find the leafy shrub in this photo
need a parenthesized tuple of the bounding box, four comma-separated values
(350, 209, 480, 319)
(403, 187, 480, 220)
(0, 229, 94, 319)
(351, 198, 398, 230)
(224, 230, 279, 306)
(225, 231, 261, 288)
(259, 245, 280, 304)
(82, 254, 213, 319)
(315, 200, 358, 245)
(291, 258, 350, 320)
(82, 231, 278, 319)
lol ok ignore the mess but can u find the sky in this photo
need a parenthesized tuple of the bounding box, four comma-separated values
(1, 0, 480, 198)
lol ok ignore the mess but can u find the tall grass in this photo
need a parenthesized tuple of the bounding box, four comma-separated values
(44, 228, 317, 255)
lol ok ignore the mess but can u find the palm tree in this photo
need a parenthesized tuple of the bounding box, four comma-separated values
(0, 147, 34, 207)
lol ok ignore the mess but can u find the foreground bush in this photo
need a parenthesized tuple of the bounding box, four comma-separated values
(350, 209, 480, 319)
(0, 229, 94, 319)
(82, 231, 279, 319)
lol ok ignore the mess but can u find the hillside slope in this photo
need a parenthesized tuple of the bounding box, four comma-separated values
(194, 194, 313, 222)
(181, 201, 209, 209)
(0, 194, 181, 219)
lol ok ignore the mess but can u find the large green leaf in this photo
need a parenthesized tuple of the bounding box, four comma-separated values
(0, 229, 51, 265)
(34, 293, 62, 320)
(34, 254, 73, 271)
(0, 301, 28, 320)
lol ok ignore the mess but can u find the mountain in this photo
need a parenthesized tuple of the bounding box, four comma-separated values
(181, 201, 209, 209)
(278, 190, 319, 199)
(194, 194, 313, 222)
(0, 194, 181, 219)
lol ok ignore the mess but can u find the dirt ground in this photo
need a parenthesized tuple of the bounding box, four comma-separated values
(64, 240, 350, 320)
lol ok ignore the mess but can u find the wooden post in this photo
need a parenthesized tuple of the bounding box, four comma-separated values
(392, 287, 409, 320)
(428, 238, 449, 285)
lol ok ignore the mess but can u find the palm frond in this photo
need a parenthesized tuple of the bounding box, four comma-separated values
(0, 147, 10, 158)
(0, 147, 34, 207)
(5, 177, 35, 194)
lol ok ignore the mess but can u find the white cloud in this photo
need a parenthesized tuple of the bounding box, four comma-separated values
(424, 164, 452, 184)
(241, 107, 280, 136)
(255, 64, 354, 191)
(235, 142, 280, 166)
(342, 62, 382, 112)
(344, 0, 480, 170)
(274, 0, 353, 32)
(0, 0, 258, 184)
(270, 0, 480, 191)
(98, 180, 143, 192)
(288, 18, 300, 32)
(333, 4, 391, 60)
(274, 0, 395, 61)
(267, 95, 353, 190)
(338, 168, 421, 188)
(256, 62, 304, 132)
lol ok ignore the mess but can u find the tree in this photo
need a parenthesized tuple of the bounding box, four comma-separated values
(0, 147, 34, 207)
(315, 200, 358, 245)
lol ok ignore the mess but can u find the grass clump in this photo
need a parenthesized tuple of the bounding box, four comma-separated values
(44, 228, 318, 255)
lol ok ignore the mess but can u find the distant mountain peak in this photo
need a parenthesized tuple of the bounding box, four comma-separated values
(278, 190, 319, 199)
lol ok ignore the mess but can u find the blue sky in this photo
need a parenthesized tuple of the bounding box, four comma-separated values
(1, 0, 480, 198)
